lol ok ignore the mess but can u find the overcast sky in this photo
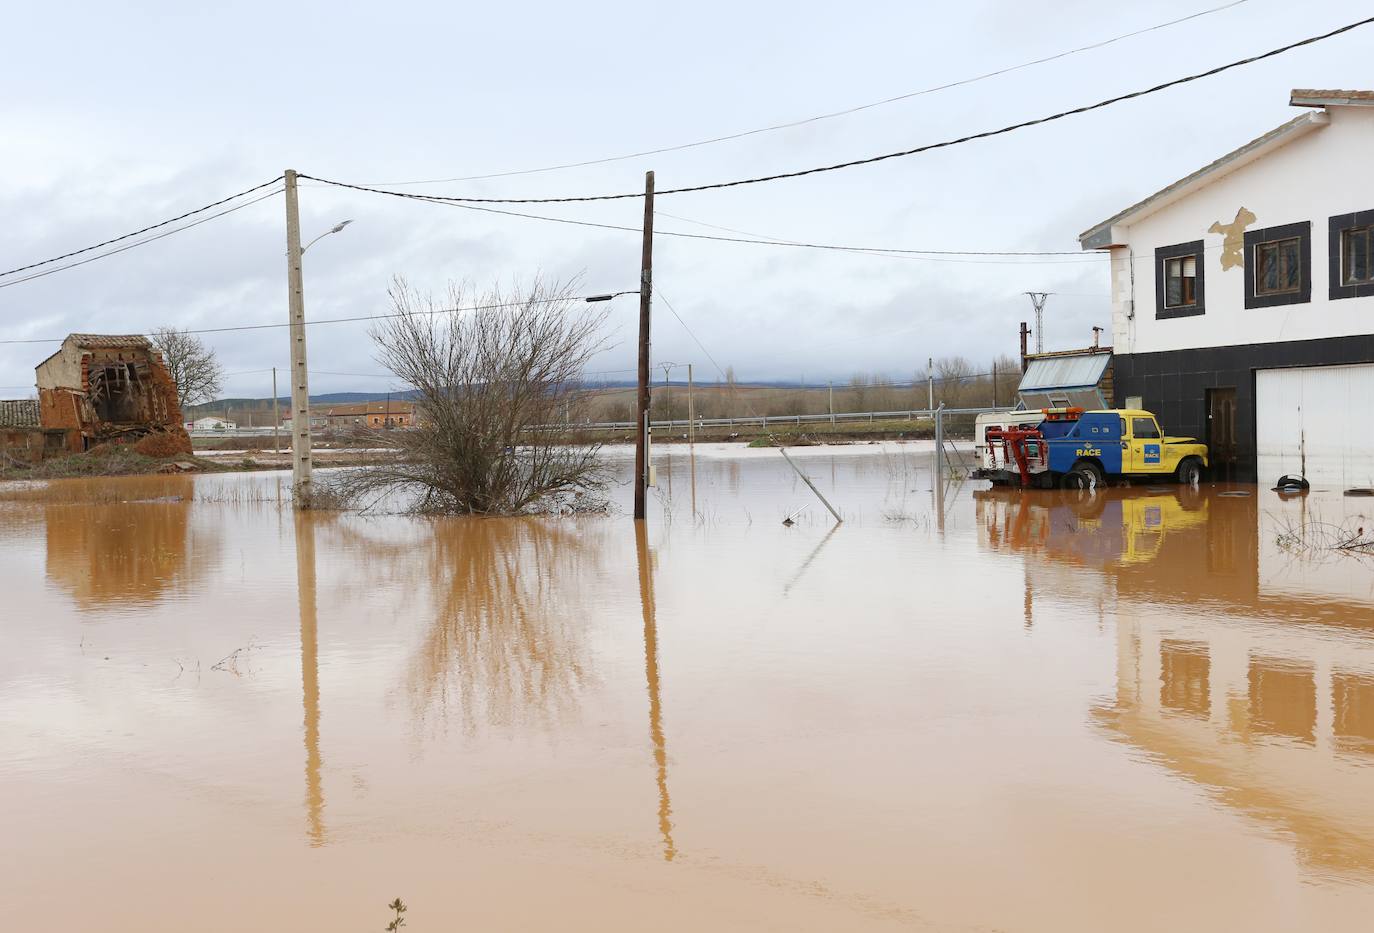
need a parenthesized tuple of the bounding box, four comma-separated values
(1, 0, 1371, 398)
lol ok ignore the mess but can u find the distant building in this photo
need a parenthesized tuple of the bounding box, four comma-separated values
(1080, 89, 1374, 485)
(188, 417, 237, 431)
(280, 412, 328, 433)
(322, 400, 416, 430)
(35, 334, 191, 452)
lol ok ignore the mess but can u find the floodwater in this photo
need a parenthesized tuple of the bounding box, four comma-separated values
(3, 443, 1374, 932)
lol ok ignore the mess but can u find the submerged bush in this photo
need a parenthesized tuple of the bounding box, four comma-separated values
(333, 275, 612, 515)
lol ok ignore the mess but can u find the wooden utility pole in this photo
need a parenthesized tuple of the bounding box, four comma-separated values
(284, 169, 313, 502)
(1019, 321, 1030, 372)
(272, 367, 281, 455)
(634, 171, 655, 521)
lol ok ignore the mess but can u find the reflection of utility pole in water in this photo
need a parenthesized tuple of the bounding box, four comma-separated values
(1023, 561, 1034, 631)
(634, 522, 676, 861)
(294, 513, 326, 846)
(688, 445, 697, 519)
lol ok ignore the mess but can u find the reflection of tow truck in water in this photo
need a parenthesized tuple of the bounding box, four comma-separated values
(974, 484, 1210, 567)
(972, 408, 1208, 489)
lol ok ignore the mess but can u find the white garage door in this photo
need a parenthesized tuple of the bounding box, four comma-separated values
(1256, 363, 1374, 488)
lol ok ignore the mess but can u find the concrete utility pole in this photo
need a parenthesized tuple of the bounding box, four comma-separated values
(687, 363, 695, 445)
(284, 169, 313, 502)
(1019, 321, 1030, 372)
(1025, 292, 1049, 354)
(927, 357, 934, 411)
(272, 367, 281, 455)
(634, 171, 655, 522)
(828, 381, 835, 426)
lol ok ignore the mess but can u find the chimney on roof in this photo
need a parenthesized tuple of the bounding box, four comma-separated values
(1092, 326, 1103, 350)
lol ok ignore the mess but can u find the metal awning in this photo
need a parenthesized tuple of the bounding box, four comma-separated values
(1018, 353, 1110, 393)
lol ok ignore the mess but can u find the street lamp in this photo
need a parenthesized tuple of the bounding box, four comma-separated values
(302, 219, 353, 255)
(584, 290, 640, 303)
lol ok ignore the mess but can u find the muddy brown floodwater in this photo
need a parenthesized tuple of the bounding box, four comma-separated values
(3, 442, 1374, 931)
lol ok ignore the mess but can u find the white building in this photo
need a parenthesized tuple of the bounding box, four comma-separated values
(1079, 89, 1374, 486)
(189, 416, 236, 431)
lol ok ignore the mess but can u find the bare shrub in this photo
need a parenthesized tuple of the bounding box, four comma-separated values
(336, 275, 612, 514)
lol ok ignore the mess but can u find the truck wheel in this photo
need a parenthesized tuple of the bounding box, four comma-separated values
(1063, 460, 1104, 490)
(1175, 458, 1202, 486)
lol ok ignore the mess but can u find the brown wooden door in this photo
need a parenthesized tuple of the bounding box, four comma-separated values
(1207, 387, 1237, 480)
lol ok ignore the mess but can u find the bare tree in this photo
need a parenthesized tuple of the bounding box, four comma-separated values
(150, 326, 224, 409)
(335, 276, 612, 515)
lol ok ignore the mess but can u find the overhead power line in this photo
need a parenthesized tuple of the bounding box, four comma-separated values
(362, 0, 1252, 186)
(0, 177, 284, 280)
(0, 292, 631, 346)
(367, 193, 1105, 264)
(0, 188, 284, 290)
(652, 286, 730, 383)
(300, 14, 1374, 205)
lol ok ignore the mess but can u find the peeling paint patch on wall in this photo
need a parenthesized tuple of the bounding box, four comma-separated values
(1208, 207, 1257, 271)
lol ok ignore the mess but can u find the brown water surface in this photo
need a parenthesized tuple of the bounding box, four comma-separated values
(3, 444, 1374, 931)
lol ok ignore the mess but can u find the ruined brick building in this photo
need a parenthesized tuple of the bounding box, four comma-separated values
(34, 334, 192, 453)
(0, 398, 69, 463)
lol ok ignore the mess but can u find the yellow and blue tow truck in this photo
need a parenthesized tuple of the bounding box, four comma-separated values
(973, 408, 1208, 489)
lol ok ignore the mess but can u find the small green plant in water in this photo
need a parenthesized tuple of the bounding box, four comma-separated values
(385, 898, 408, 931)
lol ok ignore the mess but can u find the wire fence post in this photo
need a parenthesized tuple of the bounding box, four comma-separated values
(934, 402, 945, 480)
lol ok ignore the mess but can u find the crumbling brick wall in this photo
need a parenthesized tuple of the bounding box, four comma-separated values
(37, 388, 86, 452)
(142, 353, 192, 454)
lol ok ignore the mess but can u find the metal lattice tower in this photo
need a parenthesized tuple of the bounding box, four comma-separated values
(1025, 292, 1050, 354)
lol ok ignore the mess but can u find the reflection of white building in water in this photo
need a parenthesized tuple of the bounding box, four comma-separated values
(976, 486, 1374, 874)
(1098, 602, 1374, 874)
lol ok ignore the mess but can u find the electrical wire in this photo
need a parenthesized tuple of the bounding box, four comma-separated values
(0, 177, 284, 280)
(652, 286, 730, 384)
(301, 14, 1374, 205)
(0, 188, 284, 290)
(386, 194, 1106, 263)
(0, 292, 635, 345)
(362, 0, 1252, 186)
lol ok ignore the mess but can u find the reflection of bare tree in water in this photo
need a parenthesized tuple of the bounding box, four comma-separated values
(348, 518, 602, 735)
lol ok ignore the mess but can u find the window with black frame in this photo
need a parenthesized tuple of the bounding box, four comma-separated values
(1327, 211, 1374, 301)
(1154, 240, 1205, 319)
(1244, 221, 1310, 309)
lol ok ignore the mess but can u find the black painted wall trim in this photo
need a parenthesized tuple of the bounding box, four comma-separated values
(1154, 240, 1205, 320)
(1243, 220, 1311, 309)
(1329, 209, 1374, 301)
(1113, 334, 1374, 483)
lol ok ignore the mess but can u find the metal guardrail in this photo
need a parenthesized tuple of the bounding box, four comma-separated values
(574, 406, 1018, 432)
(189, 407, 1021, 438)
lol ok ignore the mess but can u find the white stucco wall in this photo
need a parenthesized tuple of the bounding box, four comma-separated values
(1106, 105, 1374, 356)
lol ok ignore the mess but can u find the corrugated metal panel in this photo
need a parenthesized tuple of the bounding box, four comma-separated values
(1256, 364, 1374, 487)
(1020, 388, 1107, 411)
(0, 399, 40, 427)
(1018, 353, 1110, 392)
